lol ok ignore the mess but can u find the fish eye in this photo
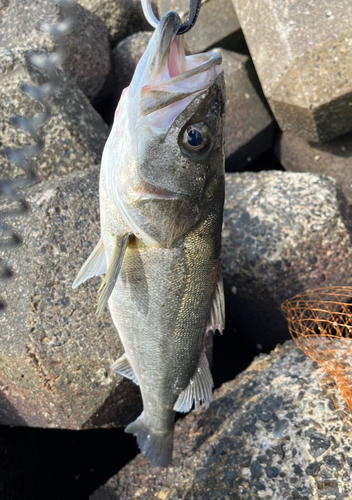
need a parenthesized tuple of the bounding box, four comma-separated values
(180, 123, 211, 156)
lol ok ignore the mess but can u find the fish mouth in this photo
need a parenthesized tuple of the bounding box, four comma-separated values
(139, 11, 223, 118)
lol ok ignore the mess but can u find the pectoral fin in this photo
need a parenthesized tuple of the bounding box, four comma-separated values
(96, 232, 131, 317)
(173, 351, 213, 413)
(207, 271, 225, 334)
(72, 238, 107, 289)
(111, 353, 139, 385)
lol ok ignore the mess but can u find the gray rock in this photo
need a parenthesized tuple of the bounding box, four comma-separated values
(1, 0, 111, 101)
(79, 0, 143, 44)
(0, 0, 9, 19)
(232, 0, 352, 142)
(0, 59, 109, 183)
(222, 171, 352, 351)
(157, 0, 243, 54)
(275, 131, 352, 206)
(0, 168, 142, 429)
(90, 341, 352, 499)
(213, 48, 275, 170)
(111, 31, 152, 104)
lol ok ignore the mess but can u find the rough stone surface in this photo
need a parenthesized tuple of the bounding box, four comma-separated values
(90, 341, 352, 500)
(213, 48, 275, 170)
(0, 60, 109, 183)
(275, 131, 352, 206)
(111, 31, 152, 104)
(0, 0, 9, 19)
(232, 0, 352, 142)
(157, 0, 243, 54)
(0, 0, 112, 101)
(222, 171, 352, 351)
(0, 168, 142, 429)
(79, 0, 143, 44)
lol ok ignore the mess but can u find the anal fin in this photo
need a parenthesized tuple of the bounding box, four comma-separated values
(96, 232, 131, 317)
(173, 351, 214, 413)
(72, 238, 107, 289)
(111, 353, 139, 385)
(207, 270, 225, 334)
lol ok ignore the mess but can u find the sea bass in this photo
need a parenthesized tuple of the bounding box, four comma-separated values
(73, 11, 225, 467)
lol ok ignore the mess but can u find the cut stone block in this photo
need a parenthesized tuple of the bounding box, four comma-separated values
(232, 0, 352, 142)
(222, 171, 352, 351)
(214, 48, 275, 170)
(91, 341, 352, 500)
(1, 0, 112, 101)
(0, 168, 142, 429)
(275, 131, 352, 206)
(79, 0, 144, 44)
(0, 60, 109, 183)
(157, 0, 243, 53)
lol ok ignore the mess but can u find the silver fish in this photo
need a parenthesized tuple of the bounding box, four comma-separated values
(73, 11, 225, 467)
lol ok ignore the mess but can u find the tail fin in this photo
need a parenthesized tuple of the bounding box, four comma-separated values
(125, 413, 174, 467)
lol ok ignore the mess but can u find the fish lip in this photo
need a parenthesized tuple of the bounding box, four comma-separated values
(147, 11, 182, 78)
(131, 183, 191, 203)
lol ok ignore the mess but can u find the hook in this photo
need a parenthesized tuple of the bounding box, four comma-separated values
(141, 0, 202, 35)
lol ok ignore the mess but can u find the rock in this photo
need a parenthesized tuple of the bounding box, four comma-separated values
(0, 0, 111, 101)
(213, 48, 275, 170)
(0, 0, 9, 19)
(90, 341, 352, 499)
(79, 0, 143, 44)
(157, 0, 243, 54)
(222, 171, 352, 351)
(275, 131, 352, 206)
(0, 59, 109, 182)
(232, 0, 352, 142)
(0, 168, 142, 429)
(111, 31, 152, 104)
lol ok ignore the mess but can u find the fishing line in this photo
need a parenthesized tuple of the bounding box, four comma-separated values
(141, 0, 202, 34)
(0, 0, 76, 310)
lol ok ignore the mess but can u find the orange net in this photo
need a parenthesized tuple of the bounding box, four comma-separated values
(282, 286, 352, 427)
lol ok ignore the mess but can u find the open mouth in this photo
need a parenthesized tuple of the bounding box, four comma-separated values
(138, 11, 222, 125)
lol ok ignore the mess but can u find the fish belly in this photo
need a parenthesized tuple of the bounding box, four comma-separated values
(109, 236, 216, 419)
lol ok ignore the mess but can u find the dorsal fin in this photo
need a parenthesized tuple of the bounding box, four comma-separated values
(173, 351, 213, 413)
(96, 232, 131, 317)
(72, 238, 107, 289)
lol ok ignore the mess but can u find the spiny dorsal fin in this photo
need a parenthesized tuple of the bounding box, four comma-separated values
(111, 353, 139, 385)
(173, 351, 213, 413)
(206, 270, 225, 334)
(96, 232, 131, 317)
(72, 238, 107, 289)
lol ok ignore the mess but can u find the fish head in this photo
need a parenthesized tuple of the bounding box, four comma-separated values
(104, 11, 225, 248)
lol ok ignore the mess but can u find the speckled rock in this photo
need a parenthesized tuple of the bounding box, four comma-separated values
(275, 131, 352, 206)
(111, 31, 152, 104)
(0, 168, 142, 429)
(213, 48, 275, 170)
(90, 341, 352, 500)
(222, 171, 352, 351)
(0, 0, 9, 19)
(79, 0, 143, 44)
(0, 60, 109, 183)
(157, 0, 243, 54)
(232, 0, 352, 142)
(0, 0, 112, 101)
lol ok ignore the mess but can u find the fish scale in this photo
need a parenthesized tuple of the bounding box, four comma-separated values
(73, 10, 225, 466)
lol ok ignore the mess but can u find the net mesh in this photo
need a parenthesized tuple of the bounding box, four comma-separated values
(282, 286, 352, 427)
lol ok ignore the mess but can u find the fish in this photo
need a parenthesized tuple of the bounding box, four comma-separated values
(72, 10, 225, 467)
